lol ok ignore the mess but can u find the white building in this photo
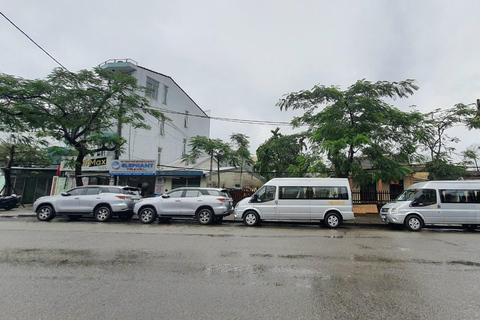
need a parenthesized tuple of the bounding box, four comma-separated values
(84, 59, 212, 195)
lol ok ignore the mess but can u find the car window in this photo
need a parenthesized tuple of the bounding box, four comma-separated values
(185, 190, 200, 197)
(85, 187, 101, 195)
(168, 190, 184, 198)
(67, 188, 87, 196)
(123, 188, 141, 196)
(102, 187, 122, 194)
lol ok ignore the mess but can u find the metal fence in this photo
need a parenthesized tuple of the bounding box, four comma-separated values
(352, 190, 402, 205)
(229, 189, 402, 206)
(228, 189, 255, 205)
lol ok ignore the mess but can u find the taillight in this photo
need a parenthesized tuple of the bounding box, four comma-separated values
(116, 195, 131, 199)
(216, 197, 228, 202)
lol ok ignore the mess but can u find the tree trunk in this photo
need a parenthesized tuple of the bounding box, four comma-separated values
(3, 145, 15, 195)
(74, 152, 86, 187)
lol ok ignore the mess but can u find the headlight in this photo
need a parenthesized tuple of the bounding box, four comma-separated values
(390, 207, 398, 214)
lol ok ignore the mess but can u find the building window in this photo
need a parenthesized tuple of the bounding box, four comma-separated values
(146, 77, 159, 100)
(184, 111, 189, 128)
(183, 139, 187, 155)
(157, 147, 162, 166)
(163, 85, 168, 105)
(159, 118, 165, 135)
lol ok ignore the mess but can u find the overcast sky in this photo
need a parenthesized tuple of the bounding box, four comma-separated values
(2, 1, 480, 161)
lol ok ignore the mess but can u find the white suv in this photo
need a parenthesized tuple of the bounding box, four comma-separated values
(34, 185, 141, 222)
(134, 187, 233, 225)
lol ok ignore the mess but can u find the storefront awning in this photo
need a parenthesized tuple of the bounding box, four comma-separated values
(156, 170, 203, 177)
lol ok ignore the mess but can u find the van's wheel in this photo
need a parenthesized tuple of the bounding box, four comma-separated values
(36, 205, 56, 221)
(94, 206, 112, 222)
(405, 215, 423, 231)
(243, 211, 260, 226)
(139, 207, 157, 224)
(197, 208, 214, 225)
(324, 212, 341, 228)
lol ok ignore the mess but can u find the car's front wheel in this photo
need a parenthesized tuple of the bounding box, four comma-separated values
(139, 207, 157, 224)
(405, 215, 423, 231)
(197, 208, 214, 225)
(243, 211, 260, 226)
(94, 206, 112, 222)
(36, 204, 56, 221)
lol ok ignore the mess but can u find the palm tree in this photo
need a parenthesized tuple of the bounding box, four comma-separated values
(230, 133, 253, 188)
(182, 136, 233, 187)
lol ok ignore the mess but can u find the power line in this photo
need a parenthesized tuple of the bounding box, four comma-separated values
(158, 108, 296, 126)
(1, 11, 68, 71)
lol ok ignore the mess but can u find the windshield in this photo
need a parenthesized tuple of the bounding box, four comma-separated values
(396, 189, 419, 201)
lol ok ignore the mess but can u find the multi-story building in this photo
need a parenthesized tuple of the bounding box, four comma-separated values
(67, 59, 212, 196)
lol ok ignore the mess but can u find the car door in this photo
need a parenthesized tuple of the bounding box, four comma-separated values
(181, 189, 202, 216)
(410, 189, 442, 223)
(78, 187, 102, 213)
(159, 189, 184, 216)
(251, 185, 277, 220)
(276, 186, 311, 220)
(440, 189, 477, 224)
(56, 188, 87, 213)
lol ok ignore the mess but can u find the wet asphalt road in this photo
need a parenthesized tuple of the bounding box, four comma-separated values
(0, 217, 479, 320)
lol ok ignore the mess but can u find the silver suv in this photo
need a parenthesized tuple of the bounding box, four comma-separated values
(34, 185, 141, 222)
(134, 187, 233, 225)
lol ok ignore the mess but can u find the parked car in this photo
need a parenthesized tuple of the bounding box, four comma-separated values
(380, 180, 480, 231)
(134, 187, 233, 225)
(234, 178, 354, 228)
(33, 185, 141, 222)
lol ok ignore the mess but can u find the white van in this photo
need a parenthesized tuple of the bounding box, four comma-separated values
(380, 180, 480, 231)
(234, 178, 354, 228)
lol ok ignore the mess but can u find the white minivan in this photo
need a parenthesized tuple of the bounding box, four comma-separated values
(234, 178, 354, 228)
(380, 180, 480, 231)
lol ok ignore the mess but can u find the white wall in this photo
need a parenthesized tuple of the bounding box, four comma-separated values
(120, 66, 210, 165)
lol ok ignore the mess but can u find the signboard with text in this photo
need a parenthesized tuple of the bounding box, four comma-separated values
(109, 159, 156, 176)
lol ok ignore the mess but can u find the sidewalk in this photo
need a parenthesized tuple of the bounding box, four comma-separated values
(1, 205, 384, 226)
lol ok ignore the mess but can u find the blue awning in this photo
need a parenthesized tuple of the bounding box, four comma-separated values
(156, 170, 203, 177)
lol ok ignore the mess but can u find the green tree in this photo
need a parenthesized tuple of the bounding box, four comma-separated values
(0, 135, 51, 195)
(461, 145, 480, 172)
(425, 160, 466, 180)
(230, 133, 254, 188)
(416, 107, 464, 179)
(182, 136, 233, 187)
(277, 79, 422, 184)
(254, 128, 309, 180)
(0, 68, 167, 186)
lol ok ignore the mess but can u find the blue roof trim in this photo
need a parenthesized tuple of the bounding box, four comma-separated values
(156, 171, 203, 177)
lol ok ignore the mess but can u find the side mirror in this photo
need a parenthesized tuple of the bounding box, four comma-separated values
(61, 192, 70, 197)
(162, 194, 170, 199)
(251, 194, 258, 203)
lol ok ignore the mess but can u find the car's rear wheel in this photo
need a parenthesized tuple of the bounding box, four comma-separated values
(94, 206, 112, 222)
(197, 208, 214, 225)
(139, 207, 157, 224)
(36, 205, 56, 221)
(324, 212, 341, 228)
(243, 211, 260, 226)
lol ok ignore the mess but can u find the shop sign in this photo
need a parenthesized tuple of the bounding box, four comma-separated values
(110, 159, 156, 176)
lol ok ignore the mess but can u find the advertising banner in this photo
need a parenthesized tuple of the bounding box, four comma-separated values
(109, 159, 156, 176)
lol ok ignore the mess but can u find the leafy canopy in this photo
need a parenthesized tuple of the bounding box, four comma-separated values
(277, 79, 422, 184)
